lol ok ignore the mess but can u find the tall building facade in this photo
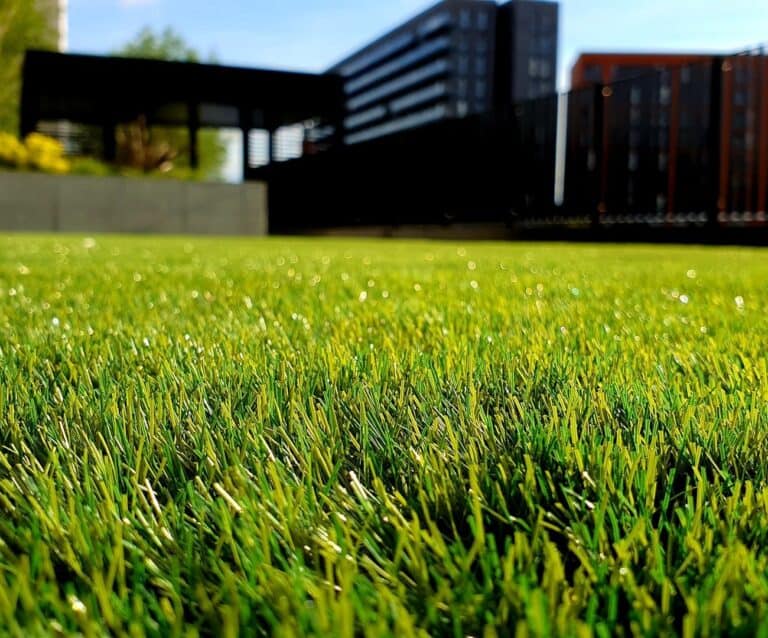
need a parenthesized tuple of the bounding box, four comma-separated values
(329, 0, 559, 145)
(500, 0, 559, 102)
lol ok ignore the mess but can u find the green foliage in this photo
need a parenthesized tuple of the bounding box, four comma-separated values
(113, 27, 227, 181)
(69, 155, 220, 182)
(1, 237, 768, 636)
(69, 156, 115, 177)
(0, 0, 56, 133)
(114, 26, 201, 63)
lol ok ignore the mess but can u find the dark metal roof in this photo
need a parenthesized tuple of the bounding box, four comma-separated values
(21, 50, 343, 131)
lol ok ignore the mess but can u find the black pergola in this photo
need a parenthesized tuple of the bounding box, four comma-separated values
(21, 50, 343, 179)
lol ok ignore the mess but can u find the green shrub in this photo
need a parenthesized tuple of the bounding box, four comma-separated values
(69, 156, 116, 177)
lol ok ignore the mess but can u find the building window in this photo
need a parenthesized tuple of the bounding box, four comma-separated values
(732, 111, 747, 129)
(339, 33, 414, 77)
(247, 129, 270, 167)
(476, 57, 487, 75)
(628, 151, 639, 172)
(477, 11, 489, 30)
(389, 82, 447, 114)
(273, 124, 304, 162)
(344, 103, 449, 145)
(475, 80, 486, 99)
(459, 9, 471, 29)
(418, 12, 452, 38)
(344, 36, 451, 95)
(584, 65, 602, 84)
(538, 38, 554, 55)
(344, 106, 387, 130)
(346, 59, 450, 111)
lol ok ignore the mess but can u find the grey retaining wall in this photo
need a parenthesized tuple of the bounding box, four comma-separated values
(0, 172, 267, 236)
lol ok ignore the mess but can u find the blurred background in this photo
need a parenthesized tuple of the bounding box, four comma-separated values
(2, 0, 768, 238)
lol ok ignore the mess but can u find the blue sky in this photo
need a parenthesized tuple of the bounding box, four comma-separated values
(70, 0, 768, 90)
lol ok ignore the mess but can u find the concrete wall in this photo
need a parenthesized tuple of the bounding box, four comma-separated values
(0, 172, 268, 236)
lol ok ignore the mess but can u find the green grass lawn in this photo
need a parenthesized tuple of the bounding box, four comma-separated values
(1, 235, 767, 637)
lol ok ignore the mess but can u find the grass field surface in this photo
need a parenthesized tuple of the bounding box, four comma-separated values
(1, 235, 767, 637)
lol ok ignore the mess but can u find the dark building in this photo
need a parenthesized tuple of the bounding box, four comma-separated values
(20, 51, 344, 178)
(566, 51, 768, 224)
(566, 54, 718, 225)
(500, 0, 559, 102)
(717, 54, 768, 221)
(329, 0, 559, 145)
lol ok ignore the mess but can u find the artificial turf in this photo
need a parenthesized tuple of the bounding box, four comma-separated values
(0, 235, 767, 636)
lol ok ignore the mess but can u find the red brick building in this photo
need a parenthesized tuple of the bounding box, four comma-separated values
(565, 52, 768, 221)
(571, 53, 712, 90)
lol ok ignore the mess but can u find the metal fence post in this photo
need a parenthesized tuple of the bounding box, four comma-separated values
(591, 83, 605, 229)
(707, 56, 724, 227)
